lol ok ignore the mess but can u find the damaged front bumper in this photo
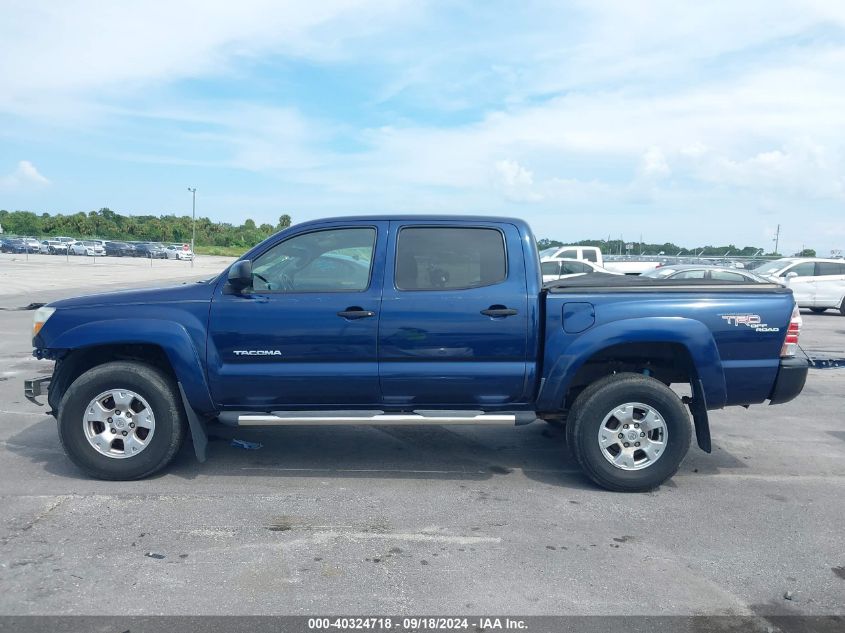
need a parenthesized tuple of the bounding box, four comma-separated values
(24, 375, 51, 405)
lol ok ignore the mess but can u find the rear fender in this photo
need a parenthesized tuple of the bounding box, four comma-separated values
(537, 316, 727, 411)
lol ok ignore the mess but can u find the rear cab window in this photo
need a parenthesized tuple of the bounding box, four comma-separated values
(395, 227, 507, 290)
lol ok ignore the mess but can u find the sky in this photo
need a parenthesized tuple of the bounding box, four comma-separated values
(1, 0, 845, 255)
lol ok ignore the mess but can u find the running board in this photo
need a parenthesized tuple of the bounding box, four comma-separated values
(218, 410, 538, 427)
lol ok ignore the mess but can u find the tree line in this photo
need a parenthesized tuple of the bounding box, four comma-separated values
(0, 208, 291, 248)
(0, 208, 816, 257)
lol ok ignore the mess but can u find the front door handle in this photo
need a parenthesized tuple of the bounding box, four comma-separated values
(480, 306, 518, 317)
(337, 307, 376, 320)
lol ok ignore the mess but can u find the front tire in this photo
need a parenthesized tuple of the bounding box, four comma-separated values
(566, 373, 691, 492)
(58, 361, 186, 480)
(809, 307, 827, 314)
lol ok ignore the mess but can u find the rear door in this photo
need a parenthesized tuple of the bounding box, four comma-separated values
(207, 222, 387, 408)
(378, 221, 530, 406)
(814, 262, 845, 308)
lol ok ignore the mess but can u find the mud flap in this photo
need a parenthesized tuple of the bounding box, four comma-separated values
(178, 382, 208, 463)
(689, 379, 711, 453)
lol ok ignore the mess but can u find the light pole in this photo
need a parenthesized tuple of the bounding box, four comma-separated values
(187, 187, 196, 268)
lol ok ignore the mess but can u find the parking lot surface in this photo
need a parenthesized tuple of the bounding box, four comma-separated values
(0, 267, 843, 617)
(0, 252, 234, 297)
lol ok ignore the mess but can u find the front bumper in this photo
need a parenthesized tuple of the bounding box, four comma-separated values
(768, 356, 809, 405)
(24, 375, 51, 405)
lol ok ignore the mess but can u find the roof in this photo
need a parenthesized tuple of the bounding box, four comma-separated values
(294, 215, 531, 228)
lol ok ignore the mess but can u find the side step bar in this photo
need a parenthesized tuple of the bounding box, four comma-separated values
(218, 410, 538, 427)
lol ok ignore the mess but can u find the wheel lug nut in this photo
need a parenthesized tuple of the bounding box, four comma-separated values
(635, 441, 641, 447)
(129, 423, 135, 429)
(640, 432, 645, 437)
(623, 442, 630, 448)
(126, 412, 132, 418)
(122, 431, 128, 436)
(634, 423, 639, 428)
(115, 410, 121, 415)
(110, 428, 116, 434)
(623, 424, 629, 429)
(618, 433, 624, 439)
(107, 417, 113, 423)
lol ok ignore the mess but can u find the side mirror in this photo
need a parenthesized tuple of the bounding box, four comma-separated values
(227, 260, 252, 292)
(785, 271, 798, 279)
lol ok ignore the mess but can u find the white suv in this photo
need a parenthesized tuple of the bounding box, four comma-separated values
(755, 258, 845, 315)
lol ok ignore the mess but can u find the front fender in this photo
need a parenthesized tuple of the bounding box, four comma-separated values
(537, 316, 727, 411)
(44, 318, 214, 414)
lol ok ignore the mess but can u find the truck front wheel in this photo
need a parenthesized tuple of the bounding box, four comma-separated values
(566, 373, 691, 492)
(57, 361, 186, 480)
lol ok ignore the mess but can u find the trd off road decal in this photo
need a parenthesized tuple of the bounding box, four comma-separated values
(720, 314, 780, 333)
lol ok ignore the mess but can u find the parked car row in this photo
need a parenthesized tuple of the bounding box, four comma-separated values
(541, 250, 845, 316)
(1, 237, 194, 260)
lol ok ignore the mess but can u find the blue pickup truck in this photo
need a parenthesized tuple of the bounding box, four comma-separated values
(26, 216, 808, 491)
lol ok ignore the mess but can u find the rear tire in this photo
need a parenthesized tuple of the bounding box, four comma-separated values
(840, 299, 845, 317)
(58, 361, 186, 480)
(809, 307, 827, 314)
(566, 373, 691, 492)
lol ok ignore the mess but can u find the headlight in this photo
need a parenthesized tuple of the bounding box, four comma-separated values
(33, 306, 56, 337)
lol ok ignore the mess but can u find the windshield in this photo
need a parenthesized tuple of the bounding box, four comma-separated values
(753, 259, 793, 274)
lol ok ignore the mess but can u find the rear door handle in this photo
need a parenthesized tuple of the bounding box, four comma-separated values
(480, 306, 518, 317)
(337, 307, 376, 320)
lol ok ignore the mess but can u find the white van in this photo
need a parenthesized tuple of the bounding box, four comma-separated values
(754, 258, 845, 315)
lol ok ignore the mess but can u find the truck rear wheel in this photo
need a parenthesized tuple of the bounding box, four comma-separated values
(58, 361, 186, 480)
(566, 373, 691, 492)
(809, 307, 827, 314)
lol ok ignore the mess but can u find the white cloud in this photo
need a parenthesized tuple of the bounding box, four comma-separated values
(0, 160, 50, 190)
(0, 0, 417, 115)
(494, 159, 541, 202)
(640, 147, 671, 178)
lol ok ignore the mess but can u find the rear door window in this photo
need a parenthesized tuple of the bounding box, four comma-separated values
(395, 227, 507, 290)
(582, 250, 598, 262)
(673, 270, 706, 279)
(816, 262, 845, 276)
(711, 270, 746, 281)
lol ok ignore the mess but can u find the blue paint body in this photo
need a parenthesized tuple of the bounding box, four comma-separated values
(35, 216, 796, 416)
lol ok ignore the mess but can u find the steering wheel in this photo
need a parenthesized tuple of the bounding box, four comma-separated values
(252, 272, 271, 290)
(279, 273, 295, 291)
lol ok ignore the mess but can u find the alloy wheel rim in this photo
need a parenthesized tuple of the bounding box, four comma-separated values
(597, 402, 668, 471)
(82, 389, 156, 459)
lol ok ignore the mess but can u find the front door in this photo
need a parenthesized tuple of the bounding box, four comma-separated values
(207, 223, 387, 408)
(378, 221, 530, 406)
